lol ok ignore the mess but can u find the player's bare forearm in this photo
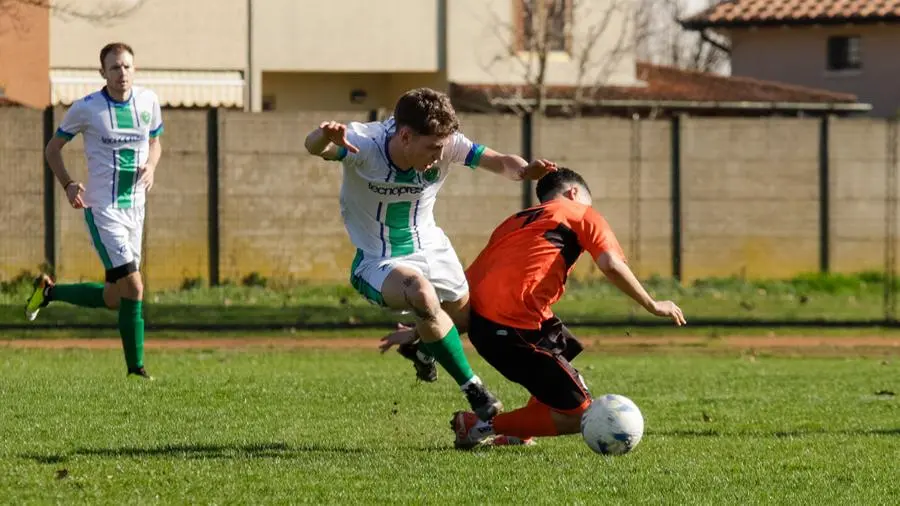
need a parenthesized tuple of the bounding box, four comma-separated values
(44, 137, 75, 187)
(146, 137, 162, 169)
(595, 252, 655, 311)
(476, 149, 528, 181)
(304, 127, 332, 157)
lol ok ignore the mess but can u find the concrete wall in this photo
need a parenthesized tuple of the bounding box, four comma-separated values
(829, 118, 900, 274)
(217, 110, 369, 286)
(681, 117, 821, 280)
(534, 116, 672, 280)
(2, 110, 899, 288)
(252, 0, 439, 73)
(261, 72, 447, 113)
(50, 0, 247, 71)
(0, 108, 45, 277)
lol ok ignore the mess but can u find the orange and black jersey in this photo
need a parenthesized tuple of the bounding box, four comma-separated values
(466, 198, 625, 330)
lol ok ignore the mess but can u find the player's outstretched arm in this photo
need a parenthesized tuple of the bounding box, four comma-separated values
(45, 136, 85, 209)
(476, 149, 558, 181)
(595, 252, 687, 326)
(304, 121, 360, 160)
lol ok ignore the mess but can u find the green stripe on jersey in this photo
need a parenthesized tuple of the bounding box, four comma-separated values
(384, 169, 418, 256)
(394, 169, 417, 184)
(114, 105, 134, 129)
(385, 202, 414, 257)
(116, 148, 138, 208)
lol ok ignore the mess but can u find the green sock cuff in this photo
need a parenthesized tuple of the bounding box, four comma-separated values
(120, 298, 143, 314)
(421, 326, 475, 386)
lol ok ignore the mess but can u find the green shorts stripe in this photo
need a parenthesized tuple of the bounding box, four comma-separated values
(84, 208, 114, 270)
(349, 249, 385, 306)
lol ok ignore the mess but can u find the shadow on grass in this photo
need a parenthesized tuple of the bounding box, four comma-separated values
(0, 304, 399, 331)
(647, 428, 900, 438)
(22, 441, 456, 463)
(1, 303, 897, 331)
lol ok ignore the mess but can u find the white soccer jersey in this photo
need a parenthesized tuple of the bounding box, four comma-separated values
(338, 118, 486, 258)
(56, 86, 163, 209)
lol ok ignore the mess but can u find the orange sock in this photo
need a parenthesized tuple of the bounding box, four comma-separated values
(492, 400, 559, 439)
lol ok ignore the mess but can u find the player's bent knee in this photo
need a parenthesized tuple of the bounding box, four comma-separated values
(108, 263, 143, 300)
(103, 284, 120, 310)
(402, 279, 441, 318)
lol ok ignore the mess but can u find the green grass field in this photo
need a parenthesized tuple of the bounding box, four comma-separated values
(1, 271, 897, 330)
(1, 346, 897, 504)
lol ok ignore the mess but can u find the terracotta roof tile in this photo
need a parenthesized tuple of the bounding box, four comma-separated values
(683, 0, 900, 28)
(450, 62, 859, 109)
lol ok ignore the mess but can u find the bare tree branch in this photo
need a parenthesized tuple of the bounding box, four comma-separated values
(471, 0, 729, 117)
(1, 0, 146, 25)
(636, 0, 729, 73)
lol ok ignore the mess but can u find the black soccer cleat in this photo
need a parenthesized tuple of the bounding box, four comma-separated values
(127, 367, 154, 381)
(397, 340, 438, 382)
(463, 382, 503, 421)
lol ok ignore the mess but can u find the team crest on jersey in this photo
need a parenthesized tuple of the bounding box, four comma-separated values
(423, 167, 440, 183)
(140, 111, 151, 124)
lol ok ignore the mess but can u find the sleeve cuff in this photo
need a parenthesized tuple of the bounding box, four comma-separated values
(464, 144, 485, 169)
(55, 128, 75, 140)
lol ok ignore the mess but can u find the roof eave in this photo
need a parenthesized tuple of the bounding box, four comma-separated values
(486, 97, 872, 113)
(682, 15, 900, 31)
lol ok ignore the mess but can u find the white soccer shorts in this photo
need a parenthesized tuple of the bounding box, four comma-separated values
(349, 239, 468, 306)
(83, 206, 145, 271)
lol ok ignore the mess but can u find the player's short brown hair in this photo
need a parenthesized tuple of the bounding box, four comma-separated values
(536, 167, 591, 203)
(99, 42, 134, 68)
(393, 88, 459, 138)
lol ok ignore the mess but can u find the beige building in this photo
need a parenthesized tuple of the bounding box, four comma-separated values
(44, 0, 639, 111)
(682, 0, 900, 117)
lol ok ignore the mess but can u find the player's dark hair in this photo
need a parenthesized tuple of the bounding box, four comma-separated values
(535, 167, 591, 203)
(100, 42, 134, 69)
(393, 88, 459, 137)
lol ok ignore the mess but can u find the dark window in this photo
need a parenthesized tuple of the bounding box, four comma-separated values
(827, 36, 861, 71)
(517, 0, 572, 53)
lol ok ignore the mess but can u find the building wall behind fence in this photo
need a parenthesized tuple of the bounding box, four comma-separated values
(0, 108, 45, 278)
(1, 109, 898, 288)
(829, 118, 899, 275)
(438, 114, 524, 267)
(681, 117, 822, 281)
(534, 117, 673, 281)
(144, 110, 209, 290)
(218, 110, 370, 286)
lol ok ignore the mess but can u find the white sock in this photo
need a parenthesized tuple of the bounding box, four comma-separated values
(474, 419, 495, 438)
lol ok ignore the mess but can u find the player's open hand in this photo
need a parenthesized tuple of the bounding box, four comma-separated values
(319, 121, 360, 154)
(65, 181, 86, 209)
(522, 159, 558, 180)
(378, 322, 417, 353)
(138, 163, 156, 192)
(649, 300, 686, 326)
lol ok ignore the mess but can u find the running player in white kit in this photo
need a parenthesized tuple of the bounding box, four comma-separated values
(26, 42, 162, 380)
(304, 88, 556, 420)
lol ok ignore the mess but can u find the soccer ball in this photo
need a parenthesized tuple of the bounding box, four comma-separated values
(581, 394, 644, 455)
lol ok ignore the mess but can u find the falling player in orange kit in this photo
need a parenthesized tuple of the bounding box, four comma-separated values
(381, 167, 686, 448)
